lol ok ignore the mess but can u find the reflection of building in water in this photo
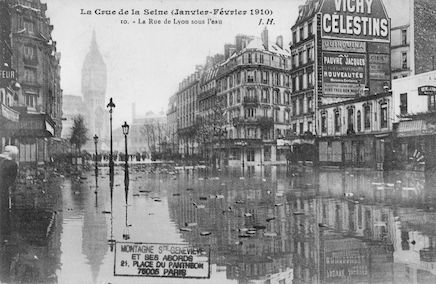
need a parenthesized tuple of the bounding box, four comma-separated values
(393, 208, 436, 283)
(288, 188, 396, 283)
(167, 176, 294, 283)
(0, 209, 61, 283)
(81, 178, 108, 283)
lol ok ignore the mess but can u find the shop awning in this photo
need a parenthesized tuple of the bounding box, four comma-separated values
(13, 112, 55, 138)
(397, 119, 427, 137)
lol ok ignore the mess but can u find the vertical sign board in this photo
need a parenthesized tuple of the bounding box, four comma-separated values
(320, 0, 390, 98)
(114, 242, 210, 278)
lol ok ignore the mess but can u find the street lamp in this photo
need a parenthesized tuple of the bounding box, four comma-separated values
(93, 134, 98, 171)
(122, 121, 130, 182)
(107, 98, 115, 179)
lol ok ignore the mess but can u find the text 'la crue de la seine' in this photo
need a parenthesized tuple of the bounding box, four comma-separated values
(80, 8, 273, 16)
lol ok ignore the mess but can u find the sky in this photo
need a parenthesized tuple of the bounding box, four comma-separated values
(44, 0, 304, 126)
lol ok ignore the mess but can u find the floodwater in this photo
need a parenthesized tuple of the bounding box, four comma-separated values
(2, 165, 436, 284)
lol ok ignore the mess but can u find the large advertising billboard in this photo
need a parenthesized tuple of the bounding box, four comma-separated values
(322, 52, 367, 96)
(320, 0, 390, 42)
(318, 0, 391, 99)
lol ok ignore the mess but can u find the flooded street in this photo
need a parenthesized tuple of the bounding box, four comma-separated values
(2, 165, 436, 283)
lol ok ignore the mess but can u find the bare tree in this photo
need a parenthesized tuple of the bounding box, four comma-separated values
(141, 119, 167, 157)
(195, 96, 227, 165)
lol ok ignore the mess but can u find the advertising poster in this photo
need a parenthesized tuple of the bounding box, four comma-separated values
(322, 52, 367, 96)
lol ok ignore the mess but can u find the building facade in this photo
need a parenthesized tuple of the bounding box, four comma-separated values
(166, 93, 178, 156)
(392, 70, 436, 170)
(289, 0, 392, 168)
(317, 92, 393, 169)
(384, 0, 436, 79)
(176, 67, 202, 157)
(1, 0, 63, 163)
(217, 30, 292, 166)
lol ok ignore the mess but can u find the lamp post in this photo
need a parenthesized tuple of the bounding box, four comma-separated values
(107, 98, 115, 179)
(93, 134, 98, 173)
(122, 121, 130, 182)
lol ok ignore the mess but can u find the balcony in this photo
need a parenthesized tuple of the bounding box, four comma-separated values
(0, 103, 20, 123)
(242, 97, 259, 107)
(232, 116, 274, 129)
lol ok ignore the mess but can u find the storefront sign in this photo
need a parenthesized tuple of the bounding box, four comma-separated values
(322, 39, 366, 53)
(114, 242, 210, 278)
(418, 85, 436, 96)
(320, 0, 390, 42)
(0, 65, 16, 86)
(369, 54, 390, 80)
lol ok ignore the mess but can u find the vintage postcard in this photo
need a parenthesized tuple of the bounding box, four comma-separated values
(1, 0, 436, 283)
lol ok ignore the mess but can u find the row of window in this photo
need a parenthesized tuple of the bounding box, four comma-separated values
(229, 107, 291, 123)
(239, 52, 288, 69)
(219, 70, 314, 94)
(226, 127, 291, 140)
(291, 46, 314, 68)
(219, 70, 291, 91)
(320, 103, 389, 134)
(292, 21, 313, 45)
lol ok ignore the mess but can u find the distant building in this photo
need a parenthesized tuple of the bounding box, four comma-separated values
(176, 67, 202, 156)
(166, 94, 178, 155)
(81, 31, 109, 151)
(61, 95, 86, 139)
(113, 110, 166, 156)
(384, 0, 436, 79)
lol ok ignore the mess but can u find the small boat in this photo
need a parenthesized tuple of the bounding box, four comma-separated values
(200, 231, 211, 236)
(180, 228, 192, 232)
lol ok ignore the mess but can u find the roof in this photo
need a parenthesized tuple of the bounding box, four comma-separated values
(293, 0, 323, 28)
(236, 37, 290, 57)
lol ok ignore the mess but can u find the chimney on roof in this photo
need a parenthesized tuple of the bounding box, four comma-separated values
(276, 35, 283, 49)
(261, 28, 269, 50)
(224, 44, 235, 59)
(229, 46, 236, 58)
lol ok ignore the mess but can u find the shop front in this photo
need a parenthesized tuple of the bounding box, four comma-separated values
(12, 112, 55, 164)
(0, 102, 20, 152)
(395, 116, 436, 171)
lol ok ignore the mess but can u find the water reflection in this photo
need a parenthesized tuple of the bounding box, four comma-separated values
(167, 166, 436, 283)
(3, 164, 436, 283)
(0, 188, 61, 283)
(82, 168, 107, 283)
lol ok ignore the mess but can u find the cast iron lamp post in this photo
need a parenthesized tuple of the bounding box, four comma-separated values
(122, 121, 130, 182)
(122, 121, 129, 167)
(93, 134, 98, 172)
(107, 98, 115, 178)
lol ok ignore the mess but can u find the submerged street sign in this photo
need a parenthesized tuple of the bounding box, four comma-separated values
(114, 242, 210, 278)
